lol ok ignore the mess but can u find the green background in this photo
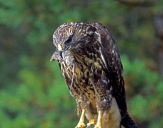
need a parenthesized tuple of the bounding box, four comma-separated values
(0, 0, 163, 128)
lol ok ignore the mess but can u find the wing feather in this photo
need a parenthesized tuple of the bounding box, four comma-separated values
(92, 23, 127, 117)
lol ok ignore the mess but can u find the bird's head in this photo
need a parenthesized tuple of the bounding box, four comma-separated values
(50, 22, 97, 63)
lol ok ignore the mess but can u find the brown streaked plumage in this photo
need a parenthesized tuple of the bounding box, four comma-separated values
(51, 22, 138, 128)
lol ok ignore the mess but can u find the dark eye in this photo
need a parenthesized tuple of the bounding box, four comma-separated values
(65, 34, 74, 45)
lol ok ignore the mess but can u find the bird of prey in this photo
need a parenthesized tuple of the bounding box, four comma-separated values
(51, 22, 138, 128)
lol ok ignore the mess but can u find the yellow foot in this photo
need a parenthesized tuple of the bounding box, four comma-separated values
(94, 124, 102, 128)
(75, 122, 86, 128)
(75, 109, 86, 128)
(94, 111, 102, 128)
(87, 119, 96, 127)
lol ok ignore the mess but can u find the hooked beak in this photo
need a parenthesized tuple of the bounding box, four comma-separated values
(50, 51, 63, 61)
(50, 50, 75, 66)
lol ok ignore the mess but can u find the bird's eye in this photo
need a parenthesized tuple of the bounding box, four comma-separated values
(65, 34, 74, 45)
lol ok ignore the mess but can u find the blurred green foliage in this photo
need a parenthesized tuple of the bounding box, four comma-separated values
(0, 0, 163, 128)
